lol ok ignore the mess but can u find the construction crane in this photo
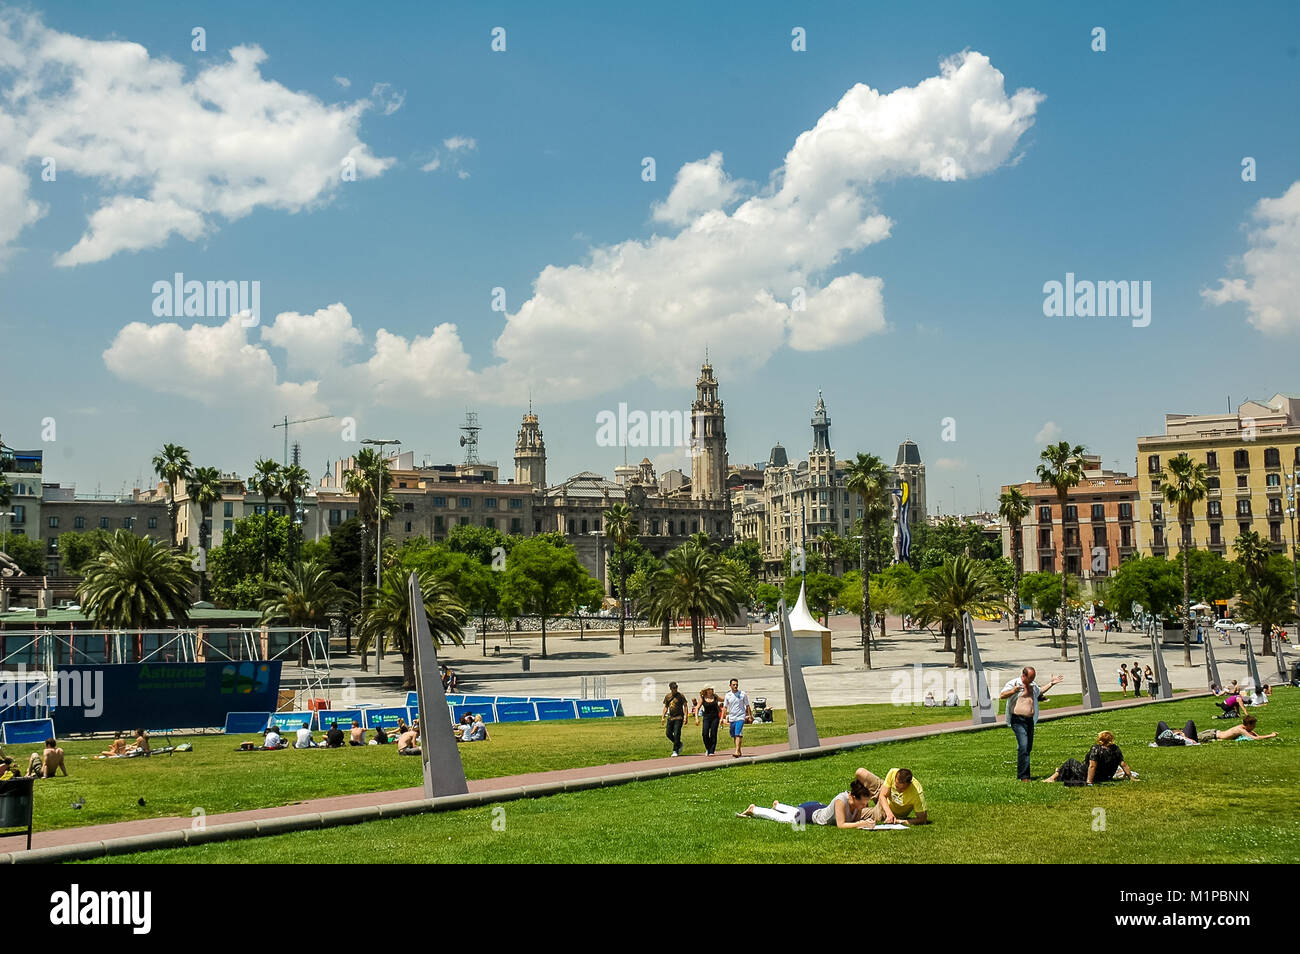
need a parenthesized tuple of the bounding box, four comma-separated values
(272, 415, 334, 466)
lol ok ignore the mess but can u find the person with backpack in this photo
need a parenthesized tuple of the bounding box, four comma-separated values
(1117, 664, 1129, 696)
(661, 682, 688, 756)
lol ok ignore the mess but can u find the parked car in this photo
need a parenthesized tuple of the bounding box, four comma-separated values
(1213, 618, 1250, 634)
(1019, 620, 1047, 630)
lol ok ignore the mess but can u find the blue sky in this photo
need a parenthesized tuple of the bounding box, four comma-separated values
(1, 0, 1297, 512)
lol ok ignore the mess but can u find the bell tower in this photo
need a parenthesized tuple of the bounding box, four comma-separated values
(514, 406, 547, 489)
(690, 360, 727, 500)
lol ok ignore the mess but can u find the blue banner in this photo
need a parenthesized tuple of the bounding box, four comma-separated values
(534, 700, 578, 721)
(576, 699, 617, 719)
(494, 702, 537, 723)
(451, 704, 496, 724)
(363, 707, 410, 731)
(53, 661, 282, 734)
(1, 718, 55, 745)
(270, 711, 317, 732)
(224, 711, 274, 735)
(319, 708, 366, 733)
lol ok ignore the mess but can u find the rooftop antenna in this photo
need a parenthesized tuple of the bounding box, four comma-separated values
(459, 411, 481, 465)
(291, 441, 302, 468)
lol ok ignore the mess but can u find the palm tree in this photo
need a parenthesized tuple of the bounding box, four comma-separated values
(913, 554, 1006, 668)
(844, 452, 891, 668)
(1237, 577, 1292, 658)
(250, 458, 283, 580)
(260, 557, 352, 666)
(151, 443, 192, 548)
(186, 466, 224, 601)
(77, 531, 195, 631)
(647, 541, 743, 662)
(602, 502, 638, 654)
(343, 448, 392, 607)
(1160, 453, 1209, 667)
(998, 487, 1031, 640)
(357, 566, 465, 689)
(278, 464, 312, 559)
(1233, 529, 1271, 585)
(1036, 441, 1087, 661)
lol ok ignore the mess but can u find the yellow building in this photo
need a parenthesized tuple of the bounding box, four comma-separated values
(1136, 394, 1300, 559)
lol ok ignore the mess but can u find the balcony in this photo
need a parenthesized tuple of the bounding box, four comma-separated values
(1207, 487, 1220, 498)
(1266, 484, 1283, 495)
(1208, 540, 1227, 553)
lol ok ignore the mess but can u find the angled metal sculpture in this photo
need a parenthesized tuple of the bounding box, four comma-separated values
(776, 598, 819, 750)
(963, 613, 997, 725)
(1148, 616, 1172, 700)
(1075, 617, 1102, 710)
(1275, 636, 1291, 685)
(891, 480, 912, 565)
(1242, 629, 1263, 692)
(1203, 626, 1223, 691)
(409, 571, 469, 798)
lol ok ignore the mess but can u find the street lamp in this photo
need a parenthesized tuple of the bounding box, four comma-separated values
(361, 438, 401, 674)
(1286, 471, 1299, 631)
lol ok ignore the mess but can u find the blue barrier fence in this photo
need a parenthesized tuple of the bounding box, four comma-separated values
(269, 712, 317, 731)
(223, 711, 273, 735)
(1, 718, 57, 745)
(228, 696, 622, 734)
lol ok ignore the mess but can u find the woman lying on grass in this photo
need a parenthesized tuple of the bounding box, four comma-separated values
(1154, 715, 1278, 745)
(736, 776, 876, 828)
(1041, 731, 1137, 785)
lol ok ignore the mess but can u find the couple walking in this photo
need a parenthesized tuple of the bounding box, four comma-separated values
(662, 678, 753, 758)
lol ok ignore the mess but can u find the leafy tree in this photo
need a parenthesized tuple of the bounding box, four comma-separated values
(358, 566, 466, 689)
(278, 464, 312, 560)
(844, 452, 891, 666)
(186, 465, 224, 601)
(1107, 556, 1181, 620)
(2, 534, 46, 575)
(250, 458, 283, 581)
(54, 528, 115, 574)
(1233, 530, 1271, 585)
(643, 540, 744, 661)
(151, 443, 192, 547)
(323, 517, 365, 600)
(722, 554, 757, 608)
(1019, 570, 1082, 644)
(77, 531, 195, 629)
(603, 502, 638, 654)
(1237, 577, 1295, 656)
(1160, 453, 1209, 666)
(403, 543, 500, 655)
(209, 513, 293, 609)
(499, 536, 595, 658)
(259, 557, 352, 665)
(998, 487, 1031, 639)
(755, 582, 781, 615)
(782, 571, 839, 625)
(724, 538, 764, 579)
(1186, 549, 1244, 607)
(913, 554, 1005, 668)
(445, 523, 508, 564)
(1036, 440, 1087, 661)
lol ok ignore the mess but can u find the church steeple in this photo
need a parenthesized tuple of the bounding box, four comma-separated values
(811, 390, 831, 454)
(690, 360, 727, 501)
(514, 408, 547, 489)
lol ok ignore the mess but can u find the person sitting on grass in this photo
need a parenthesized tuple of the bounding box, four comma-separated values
(397, 725, 421, 756)
(0, 755, 20, 780)
(1197, 714, 1278, 742)
(1246, 685, 1272, 706)
(1041, 731, 1137, 785)
(393, 717, 410, 739)
(1212, 680, 1239, 697)
(737, 776, 877, 829)
(459, 715, 488, 743)
(263, 726, 287, 750)
(1215, 692, 1247, 719)
(348, 720, 365, 746)
(324, 721, 345, 748)
(101, 731, 127, 757)
(294, 721, 319, 749)
(126, 728, 151, 755)
(371, 725, 389, 746)
(38, 738, 67, 778)
(857, 767, 929, 825)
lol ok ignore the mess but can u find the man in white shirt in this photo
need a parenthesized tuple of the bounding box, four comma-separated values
(263, 726, 284, 749)
(944, 688, 960, 707)
(723, 678, 752, 758)
(999, 667, 1063, 780)
(294, 721, 318, 749)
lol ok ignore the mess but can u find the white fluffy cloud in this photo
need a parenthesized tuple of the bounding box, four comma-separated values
(651, 152, 745, 226)
(1202, 180, 1300, 334)
(1035, 421, 1062, 444)
(0, 11, 393, 265)
(261, 303, 365, 375)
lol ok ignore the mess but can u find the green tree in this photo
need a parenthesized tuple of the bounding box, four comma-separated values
(1037, 440, 1087, 660)
(998, 487, 1031, 639)
(844, 452, 891, 667)
(358, 566, 466, 689)
(644, 540, 744, 661)
(1238, 577, 1293, 657)
(2, 534, 45, 575)
(259, 556, 352, 665)
(445, 523, 508, 564)
(1107, 556, 1181, 620)
(186, 465, 224, 601)
(603, 502, 638, 654)
(54, 528, 115, 574)
(151, 443, 192, 547)
(250, 458, 283, 581)
(209, 512, 294, 609)
(278, 464, 312, 560)
(499, 536, 595, 658)
(724, 538, 764, 579)
(77, 531, 195, 630)
(1233, 530, 1271, 585)
(1160, 452, 1209, 666)
(1187, 549, 1244, 607)
(755, 582, 781, 615)
(782, 571, 839, 625)
(403, 542, 501, 655)
(913, 554, 1006, 668)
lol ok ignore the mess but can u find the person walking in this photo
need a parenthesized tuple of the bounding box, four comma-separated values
(723, 678, 752, 758)
(661, 681, 688, 756)
(1144, 665, 1156, 696)
(999, 667, 1063, 780)
(1131, 661, 1143, 697)
(696, 686, 721, 756)
(1117, 663, 1129, 696)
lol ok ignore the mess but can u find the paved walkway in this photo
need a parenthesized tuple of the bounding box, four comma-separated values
(22, 691, 1203, 853)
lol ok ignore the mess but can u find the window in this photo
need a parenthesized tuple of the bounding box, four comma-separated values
(1264, 447, 1280, 467)
(484, 498, 498, 509)
(99, 516, 109, 529)
(651, 520, 660, 535)
(433, 497, 446, 508)
(403, 521, 412, 532)
(1268, 498, 1282, 516)
(1152, 503, 1163, 521)
(1267, 473, 1281, 488)
(509, 498, 522, 510)
(1147, 454, 1161, 474)
(459, 516, 470, 526)
(1092, 526, 1107, 546)
(1065, 528, 1079, 547)
(346, 509, 357, 520)
(459, 497, 472, 509)
(691, 520, 699, 533)
(148, 517, 157, 529)
(223, 520, 233, 535)
(48, 516, 59, 528)
(1090, 504, 1104, 521)
(1208, 500, 1222, 518)
(568, 519, 575, 534)
(329, 509, 342, 526)
(1237, 474, 1248, 490)
(74, 516, 85, 529)
(1270, 522, 1282, 543)
(534, 519, 542, 533)
(1153, 528, 1164, 547)
(1038, 529, 1052, 548)
(1205, 451, 1217, 469)
(223, 502, 234, 517)
(10, 505, 24, 524)
(1207, 476, 1220, 489)
(1209, 524, 1221, 545)
(1233, 449, 1249, 468)
(434, 516, 445, 531)
(403, 502, 415, 512)
(511, 518, 521, 533)
(1118, 503, 1132, 520)
(1120, 526, 1132, 547)
(47, 535, 57, 553)
(1038, 506, 1051, 522)
(123, 517, 133, 529)
(580, 519, 588, 534)
(843, 509, 850, 519)
(1236, 499, 1252, 517)
(398, 481, 408, 489)
(485, 518, 496, 530)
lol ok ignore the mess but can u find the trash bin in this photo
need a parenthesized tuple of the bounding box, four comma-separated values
(521, 655, 531, 672)
(0, 777, 34, 851)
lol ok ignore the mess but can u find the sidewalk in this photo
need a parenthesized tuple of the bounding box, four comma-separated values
(19, 691, 1203, 854)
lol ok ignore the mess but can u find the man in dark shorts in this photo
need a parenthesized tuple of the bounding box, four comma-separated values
(662, 682, 688, 756)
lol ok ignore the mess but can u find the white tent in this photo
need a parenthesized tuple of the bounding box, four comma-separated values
(764, 581, 831, 667)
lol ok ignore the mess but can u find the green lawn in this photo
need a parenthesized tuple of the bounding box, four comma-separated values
(84, 690, 1295, 864)
(17, 692, 1126, 834)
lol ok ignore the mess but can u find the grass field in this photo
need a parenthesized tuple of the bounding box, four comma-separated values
(13, 692, 1132, 834)
(82, 690, 1299, 864)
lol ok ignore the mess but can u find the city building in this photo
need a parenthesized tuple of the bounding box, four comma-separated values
(41, 485, 169, 573)
(1000, 455, 1140, 582)
(1136, 393, 1300, 557)
(0, 437, 42, 557)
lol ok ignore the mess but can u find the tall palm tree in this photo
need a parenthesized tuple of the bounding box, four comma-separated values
(151, 443, 192, 548)
(1233, 529, 1271, 585)
(1160, 453, 1209, 667)
(343, 448, 392, 608)
(260, 556, 353, 666)
(844, 452, 891, 668)
(1237, 577, 1293, 657)
(647, 541, 743, 662)
(357, 566, 465, 689)
(77, 531, 195, 631)
(602, 502, 638, 654)
(250, 458, 284, 581)
(998, 487, 1031, 640)
(1036, 441, 1087, 661)
(186, 466, 224, 601)
(913, 554, 1006, 669)
(278, 464, 312, 559)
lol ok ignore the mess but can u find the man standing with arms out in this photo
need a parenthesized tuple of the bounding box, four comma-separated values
(661, 681, 688, 757)
(723, 678, 752, 758)
(999, 667, 1063, 780)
